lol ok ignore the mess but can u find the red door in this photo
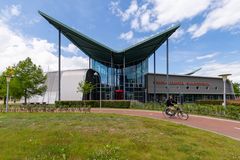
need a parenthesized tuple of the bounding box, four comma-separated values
(115, 90, 124, 100)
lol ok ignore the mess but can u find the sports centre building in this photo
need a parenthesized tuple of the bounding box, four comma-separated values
(32, 11, 235, 104)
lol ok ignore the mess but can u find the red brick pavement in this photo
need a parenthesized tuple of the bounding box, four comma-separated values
(92, 108, 240, 141)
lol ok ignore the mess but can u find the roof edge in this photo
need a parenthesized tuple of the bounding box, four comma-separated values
(146, 73, 223, 79)
(38, 10, 118, 53)
(119, 24, 180, 53)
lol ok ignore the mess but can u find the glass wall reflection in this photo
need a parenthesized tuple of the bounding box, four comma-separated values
(92, 59, 148, 102)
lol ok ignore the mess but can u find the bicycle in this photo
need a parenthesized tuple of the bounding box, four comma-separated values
(163, 104, 189, 120)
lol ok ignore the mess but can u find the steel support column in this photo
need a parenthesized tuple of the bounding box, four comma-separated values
(58, 29, 61, 101)
(89, 57, 91, 69)
(111, 55, 113, 100)
(154, 51, 156, 103)
(123, 54, 126, 100)
(223, 79, 226, 108)
(166, 38, 169, 99)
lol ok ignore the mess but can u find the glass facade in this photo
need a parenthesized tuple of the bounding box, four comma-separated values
(92, 59, 148, 102)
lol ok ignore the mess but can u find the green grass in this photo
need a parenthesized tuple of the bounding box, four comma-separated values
(0, 113, 239, 160)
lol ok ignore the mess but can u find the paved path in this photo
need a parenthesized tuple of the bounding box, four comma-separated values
(92, 108, 240, 141)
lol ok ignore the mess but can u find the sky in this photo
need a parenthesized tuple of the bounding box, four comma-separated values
(0, 0, 240, 82)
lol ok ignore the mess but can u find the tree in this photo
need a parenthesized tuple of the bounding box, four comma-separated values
(0, 67, 16, 104)
(14, 57, 47, 104)
(233, 82, 240, 97)
(0, 75, 7, 103)
(77, 81, 95, 101)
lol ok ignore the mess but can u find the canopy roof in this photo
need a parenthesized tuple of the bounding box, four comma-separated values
(39, 11, 179, 67)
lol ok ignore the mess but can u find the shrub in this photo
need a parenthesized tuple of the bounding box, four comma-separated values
(196, 100, 240, 106)
(130, 101, 164, 111)
(0, 104, 55, 112)
(195, 100, 223, 105)
(182, 104, 240, 120)
(55, 100, 131, 108)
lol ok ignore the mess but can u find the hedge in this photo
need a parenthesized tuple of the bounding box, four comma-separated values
(130, 101, 164, 110)
(182, 104, 240, 120)
(55, 100, 131, 108)
(0, 104, 56, 112)
(196, 100, 240, 106)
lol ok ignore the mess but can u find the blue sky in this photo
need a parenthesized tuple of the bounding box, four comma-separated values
(0, 0, 240, 82)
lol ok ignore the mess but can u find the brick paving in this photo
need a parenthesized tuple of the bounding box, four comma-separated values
(92, 108, 240, 141)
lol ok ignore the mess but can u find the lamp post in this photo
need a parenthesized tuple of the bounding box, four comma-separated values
(218, 74, 231, 109)
(94, 72, 101, 109)
(6, 76, 11, 112)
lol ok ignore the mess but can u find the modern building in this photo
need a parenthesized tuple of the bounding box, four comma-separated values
(146, 73, 235, 103)
(27, 69, 100, 104)
(39, 11, 179, 102)
(35, 11, 235, 104)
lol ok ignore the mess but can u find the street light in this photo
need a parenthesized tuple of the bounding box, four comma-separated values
(5, 76, 12, 112)
(94, 72, 101, 109)
(218, 74, 231, 109)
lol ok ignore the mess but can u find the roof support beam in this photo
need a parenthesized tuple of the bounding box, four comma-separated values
(111, 54, 113, 100)
(89, 57, 91, 69)
(58, 29, 61, 101)
(166, 38, 169, 99)
(123, 53, 125, 100)
(154, 50, 156, 103)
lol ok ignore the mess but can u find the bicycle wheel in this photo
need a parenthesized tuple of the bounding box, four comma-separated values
(177, 111, 189, 120)
(163, 107, 175, 118)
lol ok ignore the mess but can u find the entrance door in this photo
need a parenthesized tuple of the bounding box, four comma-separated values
(115, 90, 124, 100)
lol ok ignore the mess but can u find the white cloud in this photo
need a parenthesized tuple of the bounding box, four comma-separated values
(170, 28, 184, 40)
(0, 4, 21, 22)
(110, 0, 138, 22)
(119, 30, 134, 40)
(110, 0, 212, 32)
(10, 5, 21, 16)
(187, 24, 198, 33)
(61, 43, 79, 55)
(196, 52, 218, 60)
(196, 62, 240, 82)
(189, 0, 240, 38)
(0, 7, 88, 73)
(111, 0, 240, 38)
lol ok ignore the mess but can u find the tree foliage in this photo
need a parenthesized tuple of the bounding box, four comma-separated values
(77, 81, 95, 100)
(0, 67, 16, 103)
(0, 57, 47, 104)
(233, 82, 240, 97)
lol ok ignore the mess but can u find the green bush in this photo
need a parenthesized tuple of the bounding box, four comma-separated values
(130, 101, 165, 111)
(182, 104, 240, 120)
(196, 100, 240, 106)
(196, 100, 223, 105)
(0, 104, 55, 112)
(55, 100, 130, 108)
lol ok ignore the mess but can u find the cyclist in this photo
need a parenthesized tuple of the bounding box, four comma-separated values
(166, 95, 177, 116)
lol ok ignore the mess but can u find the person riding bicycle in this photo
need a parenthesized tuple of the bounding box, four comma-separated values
(166, 95, 177, 115)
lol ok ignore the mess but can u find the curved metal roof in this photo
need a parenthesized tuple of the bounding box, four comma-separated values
(39, 11, 180, 67)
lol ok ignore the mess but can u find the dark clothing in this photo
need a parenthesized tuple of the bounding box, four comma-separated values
(166, 98, 176, 107)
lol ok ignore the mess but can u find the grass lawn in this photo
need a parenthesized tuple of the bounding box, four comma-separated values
(0, 113, 239, 160)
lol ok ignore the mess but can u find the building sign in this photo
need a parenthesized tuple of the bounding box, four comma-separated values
(154, 80, 210, 86)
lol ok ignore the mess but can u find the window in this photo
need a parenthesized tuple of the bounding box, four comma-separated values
(186, 86, 189, 90)
(196, 86, 199, 90)
(215, 86, 218, 90)
(206, 86, 209, 90)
